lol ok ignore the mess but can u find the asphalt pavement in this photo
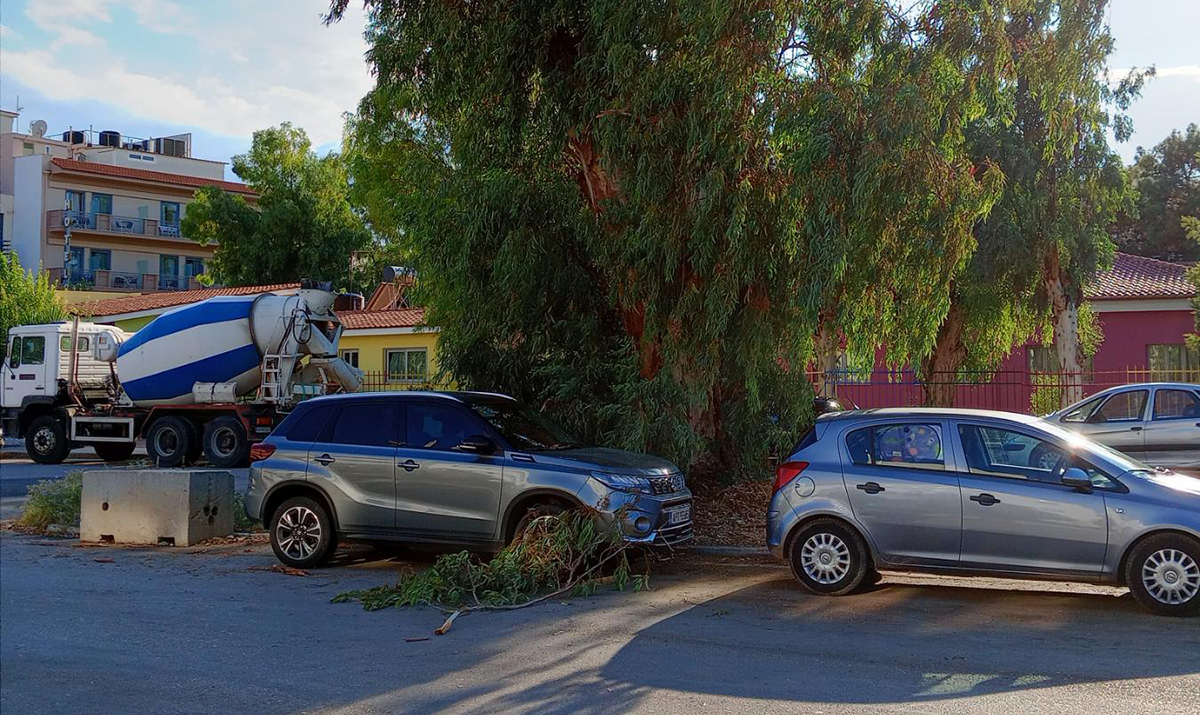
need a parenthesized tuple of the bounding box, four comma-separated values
(1, 531, 1198, 715)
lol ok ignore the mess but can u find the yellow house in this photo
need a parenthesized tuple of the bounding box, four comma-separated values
(336, 307, 444, 389)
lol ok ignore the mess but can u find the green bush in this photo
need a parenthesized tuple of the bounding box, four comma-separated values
(17, 472, 84, 531)
(334, 511, 647, 612)
(232, 491, 262, 532)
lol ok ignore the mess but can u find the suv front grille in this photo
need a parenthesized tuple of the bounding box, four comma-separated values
(649, 473, 686, 495)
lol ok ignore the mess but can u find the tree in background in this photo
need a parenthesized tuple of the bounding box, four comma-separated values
(1185, 215, 1200, 351)
(1114, 124, 1200, 262)
(0, 254, 67, 361)
(922, 0, 1142, 406)
(184, 123, 373, 291)
(333, 0, 1016, 478)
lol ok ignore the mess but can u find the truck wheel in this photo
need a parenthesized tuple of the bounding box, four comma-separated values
(183, 420, 203, 466)
(145, 416, 192, 468)
(26, 415, 69, 465)
(93, 442, 136, 462)
(203, 416, 250, 468)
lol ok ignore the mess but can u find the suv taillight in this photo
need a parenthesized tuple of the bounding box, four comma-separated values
(249, 443, 276, 462)
(773, 461, 809, 494)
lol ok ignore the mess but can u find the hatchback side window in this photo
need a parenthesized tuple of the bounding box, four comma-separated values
(1062, 395, 1104, 422)
(284, 404, 337, 443)
(325, 403, 399, 447)
(407, 403, 480, 451)
(20, 336, 45, 365)
(958, 425, 1065, 482)
(846, 423, 944, 469)
(1152, 389, 1200, 420)
(1093, 390, 1148, 422)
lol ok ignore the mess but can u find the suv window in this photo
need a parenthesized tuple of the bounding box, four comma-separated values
(846, 423, 944, 469)
(1094, 390, 1148, 422)
(284, 404, 337, 442)
(20, 336, 45, 365)
(407, 403, 479, 451)
(325, 403, 399, 447)
(1152, 389, 1200, 420)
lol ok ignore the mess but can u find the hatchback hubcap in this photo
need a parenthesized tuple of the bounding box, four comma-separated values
(800, 532, 851, 584)
(276, 506, 322, 560)
(1142, 549, 1200, 605)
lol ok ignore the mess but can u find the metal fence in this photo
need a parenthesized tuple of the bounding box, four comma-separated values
(810, 368, 1200, 414)
(355, 371, 441, 393)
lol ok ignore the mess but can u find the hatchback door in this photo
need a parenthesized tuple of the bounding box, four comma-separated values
(1075, 388, 1149, 451)
(840, 421, 962, 567)
(1144, 387, 1200, 452)
(306, 401, 401, 536)
(954, 422, 1108, 576)
(393, 401, 504, 540)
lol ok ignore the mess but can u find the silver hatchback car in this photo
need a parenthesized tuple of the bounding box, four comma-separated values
(246, 392, 692, 568)
(768, 408, 1200, 616)
(1044, 382, 1200, 461)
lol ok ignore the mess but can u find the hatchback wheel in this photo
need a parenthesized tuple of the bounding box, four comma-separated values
(1126, 534, 1200, 617)
(269, 496, 336, 569)
(788, 518, 873, 596)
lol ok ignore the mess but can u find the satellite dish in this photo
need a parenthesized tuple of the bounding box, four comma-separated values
(30, 119, 48, 138)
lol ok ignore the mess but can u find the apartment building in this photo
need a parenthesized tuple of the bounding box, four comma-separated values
(2, 111, 255, 291)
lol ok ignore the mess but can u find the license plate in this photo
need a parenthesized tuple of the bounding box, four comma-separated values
(667, 504, 691, 525)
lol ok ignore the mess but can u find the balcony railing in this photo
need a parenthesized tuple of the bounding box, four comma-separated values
(47, 210, 190, 242)
(47, 268, 200, 292)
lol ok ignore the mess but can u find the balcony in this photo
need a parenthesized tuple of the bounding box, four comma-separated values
(47, 210, 189, 243)
(48, 268, 201, 292)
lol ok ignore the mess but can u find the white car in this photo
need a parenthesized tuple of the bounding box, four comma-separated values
(1045, 383, 1200, 464)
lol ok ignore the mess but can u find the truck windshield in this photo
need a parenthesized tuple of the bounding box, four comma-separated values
(466, 397, 583, 452)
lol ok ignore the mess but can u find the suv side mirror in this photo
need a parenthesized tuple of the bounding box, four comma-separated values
(1061, 467, 1093, 492)
(456, 435, 495, 455)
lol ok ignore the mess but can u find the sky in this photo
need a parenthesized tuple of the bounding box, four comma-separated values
(0, 0, 1196, 181)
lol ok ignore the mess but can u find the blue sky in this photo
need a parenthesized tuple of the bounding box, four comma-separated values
(1, 0, 1196, 181)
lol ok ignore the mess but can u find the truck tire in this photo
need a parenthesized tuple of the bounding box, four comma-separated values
(93, 442, 136, 462)
(203, 415, 250, 468)
(26, 415, 69, 465)
(145, 416, 192, 468)
(182, 420, 203, 466)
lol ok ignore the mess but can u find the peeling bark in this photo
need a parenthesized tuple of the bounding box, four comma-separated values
(814, 320, 841, 399)
(1044, 248, 1084, 407)
(921, 302, 967, 406)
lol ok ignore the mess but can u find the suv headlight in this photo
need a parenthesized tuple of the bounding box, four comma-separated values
(590, 472, 653, 494)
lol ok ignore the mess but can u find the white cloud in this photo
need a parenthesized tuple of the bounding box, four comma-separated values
(0, 24, 19, 39)
(1154, 64, 1200, 82)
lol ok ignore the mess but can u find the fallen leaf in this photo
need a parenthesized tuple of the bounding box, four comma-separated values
(404, 637, 430, 643)
(248, 565, 309, 577)
(93, 557, 115, 563)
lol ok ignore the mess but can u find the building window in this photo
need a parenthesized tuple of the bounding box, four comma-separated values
(1147, 344, 1200, 381)
(90, 193, 113, 215)
(22, 142, 35, 156)
(385, 348, 427, 383)
(1027, 345, 1093, 376)
(89, 250, 111, 271)
(184, 257, 204, 278)
(339, 349, 359, 369)
(64, 190, 85, 213)
(161, 202, 181, 226)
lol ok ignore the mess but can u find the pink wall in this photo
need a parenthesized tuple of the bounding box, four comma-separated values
(1089, 309, 1195, 372)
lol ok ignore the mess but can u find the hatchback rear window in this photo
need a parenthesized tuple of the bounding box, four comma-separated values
(846, 423, 944, 469)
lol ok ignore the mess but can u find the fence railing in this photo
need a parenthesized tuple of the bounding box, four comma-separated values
(809, 368, 1200, 414)
(355, 371, 441, 393)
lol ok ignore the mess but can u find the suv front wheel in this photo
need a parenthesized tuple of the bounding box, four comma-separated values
(269, 496, 337, 569)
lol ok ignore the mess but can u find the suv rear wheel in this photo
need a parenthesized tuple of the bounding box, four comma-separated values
(1125, 533, 1200, 617)
(788, 518, 873, 596)
(270, 496, 337, 569)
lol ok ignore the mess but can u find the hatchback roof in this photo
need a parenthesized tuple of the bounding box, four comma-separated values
(817, 407, 1046, 424)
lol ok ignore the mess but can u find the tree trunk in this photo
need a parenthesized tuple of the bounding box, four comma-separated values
(1044, 249, 1083, 407)
(921, 302, 967, 406)
(814, 321, 840, 399)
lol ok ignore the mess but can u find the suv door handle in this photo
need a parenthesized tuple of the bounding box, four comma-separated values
(856, 482, 885, 494)
(399, 459, 420, 472)
(970, 493, 1000, 506)
(1130, 426, 1143, 432)
(314, 454, 335, 466)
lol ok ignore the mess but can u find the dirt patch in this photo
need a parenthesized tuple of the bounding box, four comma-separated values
(690, 479, 772, 546)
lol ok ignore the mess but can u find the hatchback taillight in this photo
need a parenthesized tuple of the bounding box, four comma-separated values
(773, 461, 809, 494)
(249, 443, 276, 462)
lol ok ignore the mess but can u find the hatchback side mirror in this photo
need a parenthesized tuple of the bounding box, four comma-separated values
(456, 435, 495, 455)
(1061, 467, 1093, 492)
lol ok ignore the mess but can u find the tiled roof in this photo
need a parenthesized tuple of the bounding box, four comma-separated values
(1086, 252, 1195, 301)
(337, 308, 428, 330)
(70, 283, 301, 318)
(50, 158, 256, 195)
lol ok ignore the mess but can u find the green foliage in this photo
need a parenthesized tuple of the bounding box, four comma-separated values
(1184, 215, 1200, 352)
(17, 472, 83, 531)
(183, 123, 374, 291)
(1028, 374, 1062, 416)
(0, 254, 68, 361)
(334, 0, 1023, 477)
(1115, 125, 1200, 262)
(333, 511, 644, 611)
(232, 491, 262, 533)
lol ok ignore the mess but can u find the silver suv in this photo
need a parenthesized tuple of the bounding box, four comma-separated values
(768, 408, 1200, 616)
(245, 392, 692, 568)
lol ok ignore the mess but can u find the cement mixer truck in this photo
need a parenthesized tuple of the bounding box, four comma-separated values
(1, 283, 363, 467)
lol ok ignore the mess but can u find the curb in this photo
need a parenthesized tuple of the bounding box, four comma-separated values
(683, 545, 769, 556)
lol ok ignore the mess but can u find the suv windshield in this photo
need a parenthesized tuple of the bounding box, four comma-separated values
(466, 397, 583, 452)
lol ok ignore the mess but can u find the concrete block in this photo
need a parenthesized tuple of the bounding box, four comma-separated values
(80, 470, 234, 546)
